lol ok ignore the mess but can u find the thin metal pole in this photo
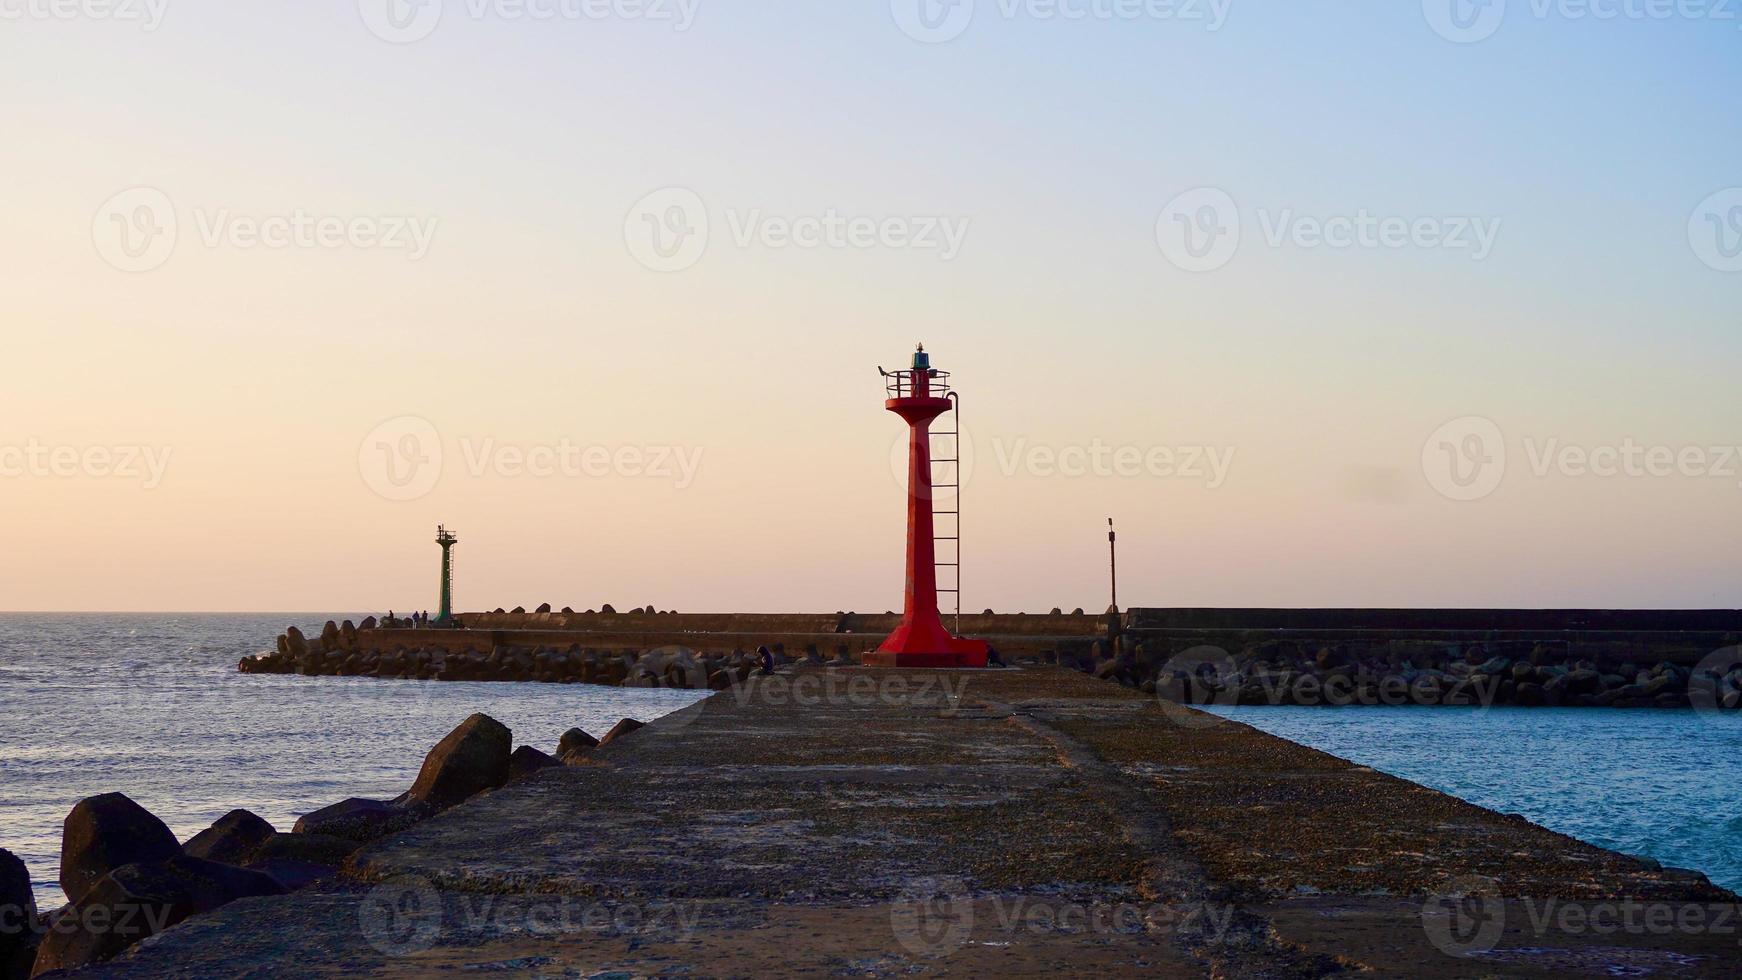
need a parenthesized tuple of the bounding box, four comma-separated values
(1108, 518, 1117, 611)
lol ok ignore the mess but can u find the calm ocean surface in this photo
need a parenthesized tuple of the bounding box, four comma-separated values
(0, 614, 705, 908)
(1205, 704, 1742, 894)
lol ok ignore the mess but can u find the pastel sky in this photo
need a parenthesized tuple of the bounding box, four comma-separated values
(2, 1, 1738, 613)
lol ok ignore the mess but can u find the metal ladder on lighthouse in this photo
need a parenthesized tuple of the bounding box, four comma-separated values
(932, 392, 962, 632)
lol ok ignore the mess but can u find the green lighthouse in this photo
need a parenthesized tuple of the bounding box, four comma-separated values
(435, 524, 457, 626)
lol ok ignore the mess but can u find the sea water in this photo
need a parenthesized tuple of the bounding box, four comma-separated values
(0, 613, 706, 908)
(1204, 703, 1742, 894)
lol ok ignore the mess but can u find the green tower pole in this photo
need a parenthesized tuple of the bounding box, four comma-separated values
(436, 525, 457, 626)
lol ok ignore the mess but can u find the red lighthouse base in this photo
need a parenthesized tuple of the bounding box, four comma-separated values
(862, 643, 988, 670)
(864, 618, 989, 669)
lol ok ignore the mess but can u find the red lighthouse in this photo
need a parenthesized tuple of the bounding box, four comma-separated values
(866, 345, 989, 669)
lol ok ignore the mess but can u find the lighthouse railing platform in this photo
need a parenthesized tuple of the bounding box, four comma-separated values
(882, 368, 953, 400)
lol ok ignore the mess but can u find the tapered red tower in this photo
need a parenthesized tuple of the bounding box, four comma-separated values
(865, 346, 988, 669)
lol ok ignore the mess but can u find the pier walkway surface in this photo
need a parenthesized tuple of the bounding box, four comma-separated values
(91, 668, 1738, 978)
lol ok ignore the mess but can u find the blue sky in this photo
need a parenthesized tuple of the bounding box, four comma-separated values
(1, 1, 1738, 611)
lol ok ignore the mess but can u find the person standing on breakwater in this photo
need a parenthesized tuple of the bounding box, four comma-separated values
(758, 645, 775, 676)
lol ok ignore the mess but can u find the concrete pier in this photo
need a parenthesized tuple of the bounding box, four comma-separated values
(94, 667, 1737, 978)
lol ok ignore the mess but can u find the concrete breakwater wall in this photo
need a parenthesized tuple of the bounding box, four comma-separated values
(236, 611, 1108, 687)
(1125, 607, 1742, 666)
(456, 607, 1107, 646)
(240, 622, 766, 690)
(237, 607, 1742, 709)
(1085, 639, 1742, 709)
(1097, 607, 1742, 710)
(1128, 606, 1742, 634)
